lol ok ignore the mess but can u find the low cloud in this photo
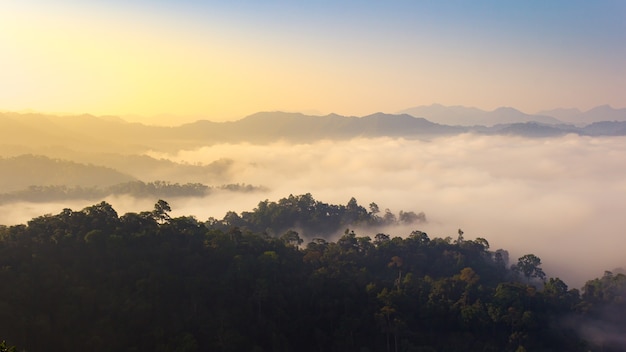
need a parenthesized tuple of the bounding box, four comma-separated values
(2, 134, 625, 288)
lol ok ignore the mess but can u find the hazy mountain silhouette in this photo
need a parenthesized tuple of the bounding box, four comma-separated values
(537, 107, 582, 122)
(358, 112, 465, 136)
(539, 105, 626, 126)
(486, 122, 574, 138)
(0, 155, 136, 192)
(0, 112, 171, 154)
(176, 111, 464, 142)
(3, 109, 626, 158)
(581, 121, 626, 136)
(398, 104, 562, 126)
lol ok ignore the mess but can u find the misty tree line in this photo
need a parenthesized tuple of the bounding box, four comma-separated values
(0, 195, 625, 351)
(206, 193, 426, 239)
(0, 181, 266, 204)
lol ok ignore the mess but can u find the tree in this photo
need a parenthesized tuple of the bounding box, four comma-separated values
(280, 230, 303, 247)
(369, 202, 380, 215)
(338, 229, 358, 251)
(0, 197, 597, 351)
(494, 249, 509, 268)
(0, 340, 16, 352)
(543, 277, 568, 297)
(152, 199, 172, 223)
(374, 233, 390, 246)
(455, 228, 464, 244)
(398, 210, 426, 224)
(382, 209, 396, 224)
(388, 256, 403, 289)
(408, 230, 430, 244)
(513, 254, 546, 283)
(474, 237, 489, 250)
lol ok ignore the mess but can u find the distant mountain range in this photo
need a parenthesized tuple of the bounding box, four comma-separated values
(1, 105, 626, 155)
(399, 104, 626, 127)
(1, 106, 625, 201)
(398, 104, 560, 126)
(197, 110, 626, 139)
(148, 107, 626, 142)
(537, 105, 626, 126)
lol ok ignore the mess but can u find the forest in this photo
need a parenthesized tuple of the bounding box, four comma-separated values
(1, 194, 625, 351)
(0, 180, 267, 205)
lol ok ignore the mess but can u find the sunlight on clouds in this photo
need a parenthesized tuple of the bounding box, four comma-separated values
(142, 135, 626, 287)
(1, 134, 623, 287)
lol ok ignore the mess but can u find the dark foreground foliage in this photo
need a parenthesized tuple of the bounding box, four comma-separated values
(0, 195, 625, 351)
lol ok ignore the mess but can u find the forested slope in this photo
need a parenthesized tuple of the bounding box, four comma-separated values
(0, 195, 625, 351)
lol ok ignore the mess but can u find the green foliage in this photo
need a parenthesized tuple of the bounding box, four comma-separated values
(0, 340, 16, 352)
(512, 254, 546, 283)
(205, 193, 426, 239)
(0, 195, 615, 351)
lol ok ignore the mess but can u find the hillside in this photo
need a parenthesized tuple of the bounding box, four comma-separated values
(0, 195, 624, 351)
(0, 155, 136, 192)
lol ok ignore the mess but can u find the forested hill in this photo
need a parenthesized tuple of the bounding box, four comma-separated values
(1, 195, 625, 351)
(0, 155, 135, 192)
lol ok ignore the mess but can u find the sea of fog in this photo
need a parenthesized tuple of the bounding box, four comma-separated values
(2, 133, 625, 288)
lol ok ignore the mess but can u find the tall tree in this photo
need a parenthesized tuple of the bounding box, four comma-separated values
(513, 254, 546, 283)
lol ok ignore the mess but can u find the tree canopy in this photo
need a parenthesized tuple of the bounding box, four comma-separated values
(0, 195, 622, 351)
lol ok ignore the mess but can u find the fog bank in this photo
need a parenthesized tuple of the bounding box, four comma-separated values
(3, 134, 625, 288)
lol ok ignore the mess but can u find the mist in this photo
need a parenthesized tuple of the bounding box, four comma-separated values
(2, 133, 625, 288)
(151, 134, 626, 289)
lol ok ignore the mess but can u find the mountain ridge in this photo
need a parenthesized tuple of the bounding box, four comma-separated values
(2, 107, 626, 156)
(399, 104, 563, 126)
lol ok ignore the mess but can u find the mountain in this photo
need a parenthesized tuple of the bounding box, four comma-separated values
(539, 105, 626, 126)
(176, 111, 465, 143)
(221, 111, 360, 141)
(581, 121, 626, 136)
(0, 155, 136, 192)
(489, 107, 562, 125)
(536, 107, 582, 122)
(358, 112, 465, 136)
(487, 122, 574, 138)
(3, 109, 626, 160)
(576, 105, 626, 125)
(0, 112, 170, 153)
(393, 104, 485, 126)
(398, 104, 562, 126)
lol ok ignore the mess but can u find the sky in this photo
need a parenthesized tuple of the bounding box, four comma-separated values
(1, 0, 625, 124)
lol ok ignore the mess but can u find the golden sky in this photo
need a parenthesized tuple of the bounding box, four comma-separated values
(2, 1, 625, 124)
